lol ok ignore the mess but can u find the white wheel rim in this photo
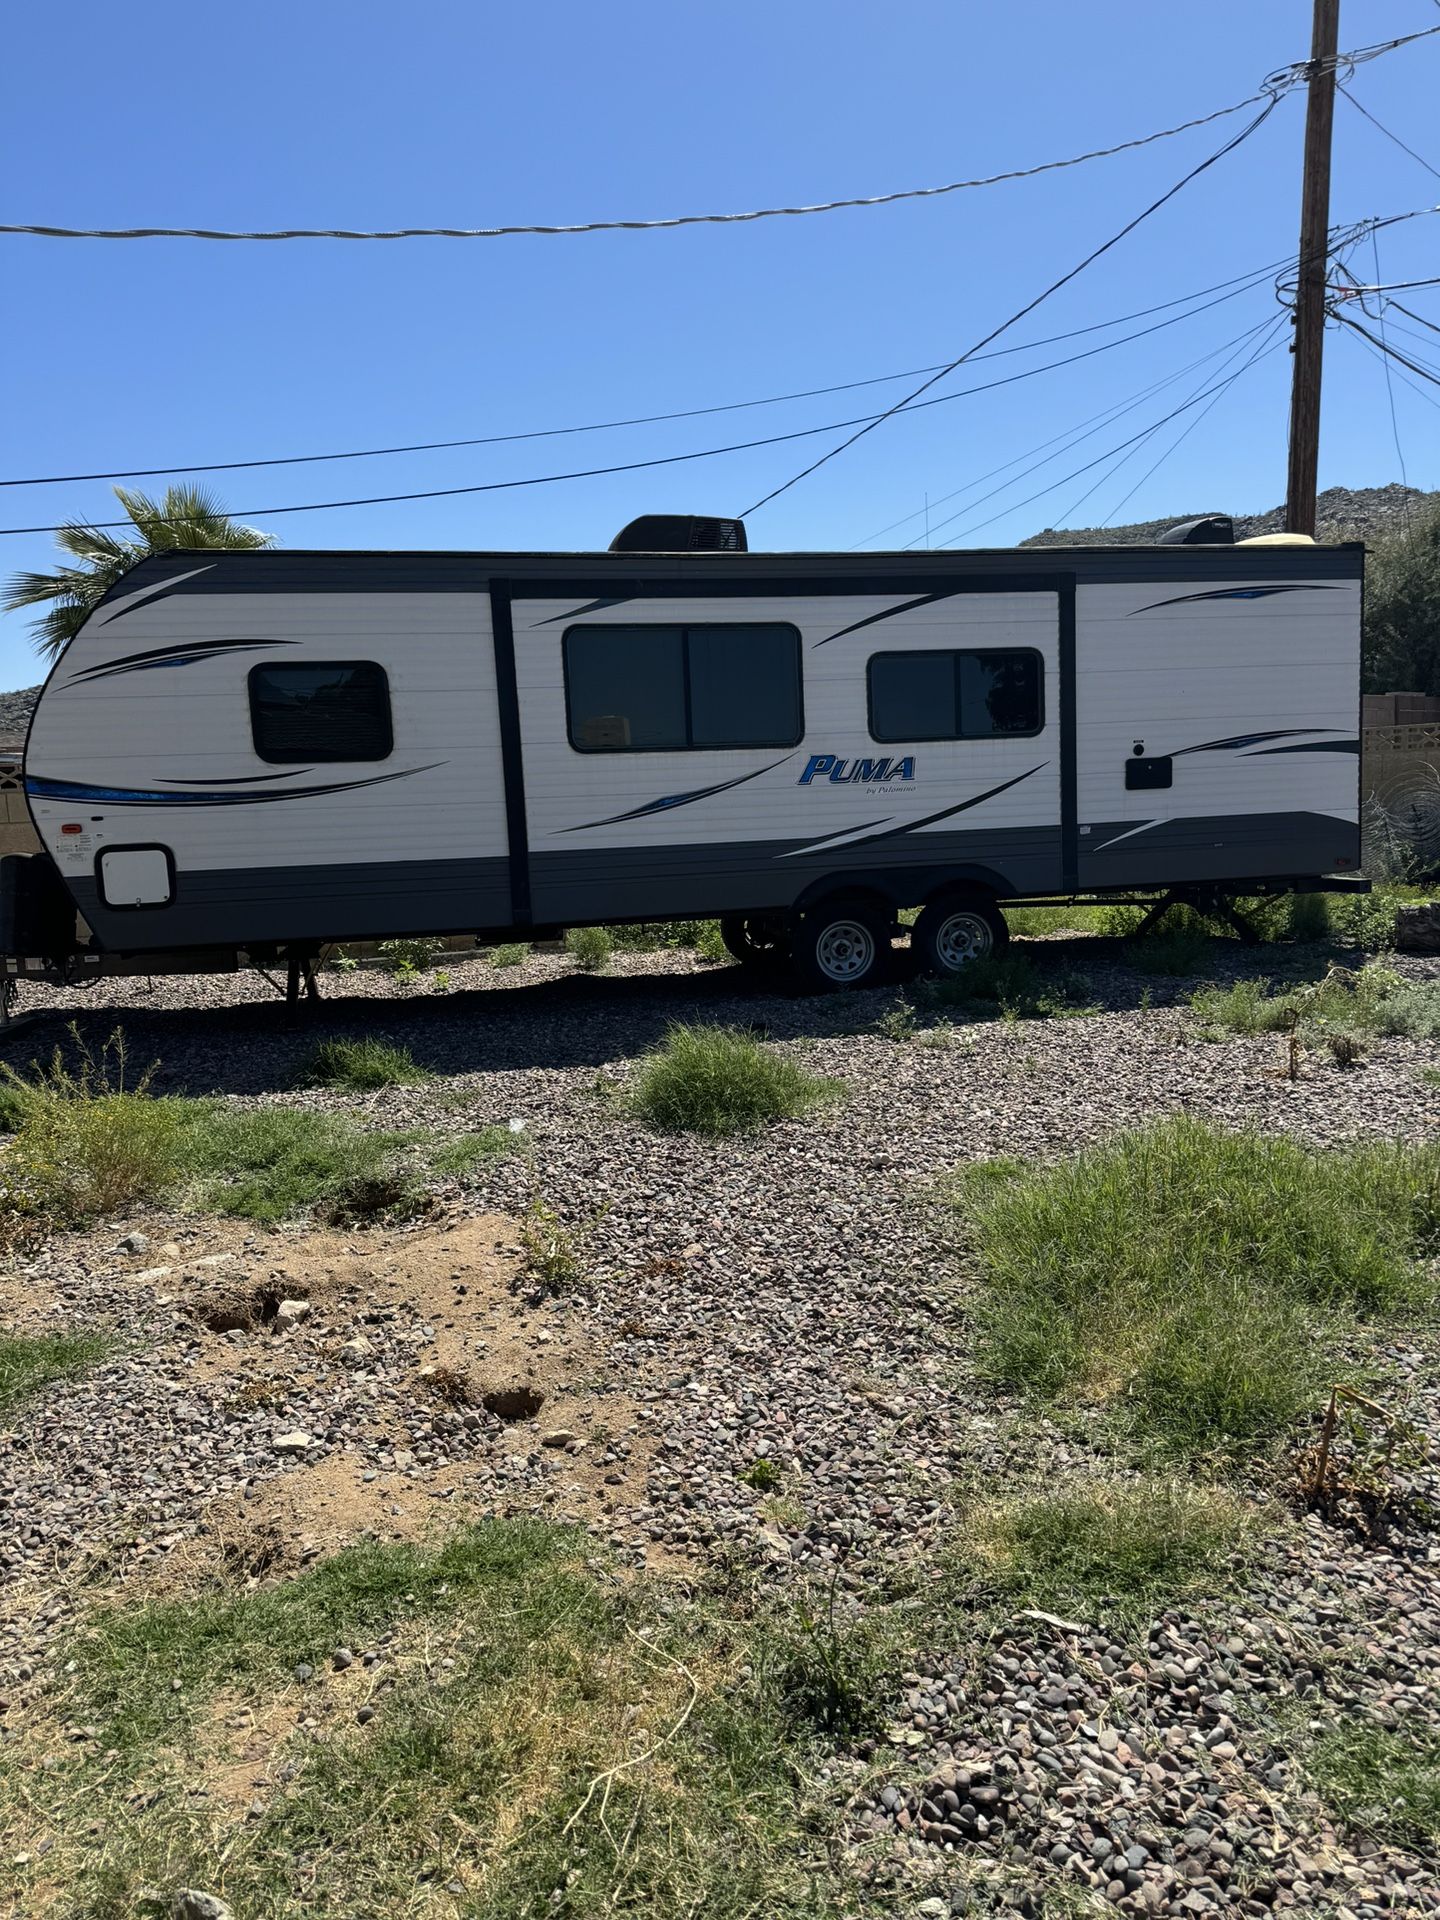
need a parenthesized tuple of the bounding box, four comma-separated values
(934, 911, 993, 972)
(815, 919, 876, 982)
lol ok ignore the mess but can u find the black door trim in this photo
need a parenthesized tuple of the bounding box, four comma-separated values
(488, 579, 532, 926)
(1056, 574, 1078, 891)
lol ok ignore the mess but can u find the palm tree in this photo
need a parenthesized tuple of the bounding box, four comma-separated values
(4, 484, 275, 664)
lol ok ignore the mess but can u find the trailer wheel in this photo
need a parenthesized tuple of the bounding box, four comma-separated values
(791, 901, 890, 992)
(719, 912, 791, 969)
(913, 894, 1008, 977)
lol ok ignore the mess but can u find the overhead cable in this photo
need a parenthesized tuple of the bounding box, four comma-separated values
(4, 25, 1435, 244)
(738, 96, 1282, 517)
(1338, 83, 1440, 184)
(0, 255, 1295, 491)
(0, 289, 1286, 538)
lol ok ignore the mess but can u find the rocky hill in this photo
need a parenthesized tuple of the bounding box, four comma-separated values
(0, 683, 39, 747)
(1020, 482, 1433, 548)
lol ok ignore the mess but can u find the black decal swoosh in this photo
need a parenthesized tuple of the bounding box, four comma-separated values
(813, 591, 958, 648)
(1128, 584, 1344, 616)
(66, 635, 300, 684)
(563, 756, 791, 831)
(1173, 728, 1337, 756)
(533, 596, 633, 626)
(1241, 738, 1359, 756)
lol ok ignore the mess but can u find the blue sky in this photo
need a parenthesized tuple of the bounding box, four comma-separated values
(3, 0, 1438, 689)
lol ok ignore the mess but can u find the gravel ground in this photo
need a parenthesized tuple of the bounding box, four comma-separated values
(2, 935, 1438, 1916)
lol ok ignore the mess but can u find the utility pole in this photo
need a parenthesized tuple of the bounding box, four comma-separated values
(1284, 0, 1341, 535)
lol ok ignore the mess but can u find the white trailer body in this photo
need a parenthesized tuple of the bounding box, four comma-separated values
(18, 541, 1363, 958)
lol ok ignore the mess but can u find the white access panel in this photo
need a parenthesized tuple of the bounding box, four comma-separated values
(98, 847, 173, 908)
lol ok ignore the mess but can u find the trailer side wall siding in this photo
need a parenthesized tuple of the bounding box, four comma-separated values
(20, 544, 1364, 955)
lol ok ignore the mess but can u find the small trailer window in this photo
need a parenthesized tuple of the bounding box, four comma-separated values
(248, 662, 393, 763)
(867, 649, 1043, 742)
(565, 624, 802, 752)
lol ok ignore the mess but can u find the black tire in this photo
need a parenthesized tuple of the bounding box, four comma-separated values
(790, 901, 891, 992)
(913, 893, 1008, 978)
(719, 912, 791, 969)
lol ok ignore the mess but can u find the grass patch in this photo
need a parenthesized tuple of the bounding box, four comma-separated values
(1003, 904, 1110, 938)
(632, 1024, 840, 1136)
(1304, 1720, 1440, 1850)
(181, 1107, 422, 1225)
(489, 941, 530, 968)
(958, 1479, 1259, 1623)
(431, 1127, 519, 1174)
(0, 1329, 110, 1417)
(1193, 963, 1440, 1044)
(952, 1118, 1439, 1457)
(16, 1521, 860, 1918)
(300, 1036, 429, 1090)
(565, 925, 614, 972)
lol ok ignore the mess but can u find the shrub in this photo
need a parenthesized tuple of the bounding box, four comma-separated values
(378, 937, 440, 975)
(1194, 963, 1440, 1043)
(490, 942, 529, 968)
(565, 926, 613, 972)
(631, 1024, 839, 1136)
(925, 954, 1096, 1021)
(1285, 891, 1332, 942)
(693, 919, 729, 964)
(965, 1479, 1257, 1619)
(301, 1037, 429, 1090)
(953, 1119, 1438, 1455)
(0, 1029, 183, 1235)
(518, 1192, 584, 1295)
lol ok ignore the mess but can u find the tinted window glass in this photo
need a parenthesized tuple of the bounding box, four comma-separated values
(687, 626, 800, 748)
(564, 627, 687, 750)
(958, 650, 1042, 736)
(868, 652, 957, 742)
(565, 623, 802, 751)
(249, 662, 392, 763)
(868, 649, 1042, 742)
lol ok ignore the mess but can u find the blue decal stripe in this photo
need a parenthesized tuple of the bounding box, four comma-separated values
(26, 764, 443, 807)
(66, 636, 300, 684)
(1172, 728, 1334, 756)
(1241, 738, 1360, 756)
(814, 590, 956, 648)
(1128, 584, 1343, 617)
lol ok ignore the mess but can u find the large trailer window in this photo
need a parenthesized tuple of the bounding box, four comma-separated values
(248, 662, 393, 763)
(867, 648, 1043, 742)
(564, 624, 802, 751)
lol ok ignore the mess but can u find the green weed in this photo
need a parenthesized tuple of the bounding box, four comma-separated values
(1304, 1720, 1440, 1850)
(489, 942, 530, 969)
(632, 1024, 840, 1136)
(301, 1036, 429, 1090)
(432, 1127, 519, 1175)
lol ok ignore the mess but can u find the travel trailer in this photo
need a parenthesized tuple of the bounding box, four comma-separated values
(3, 513, 1365, 1000)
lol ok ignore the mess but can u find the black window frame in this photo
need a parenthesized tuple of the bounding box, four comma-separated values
(866, 646, 1045, 744)
(562, 621, 804, 754)
(247, 660, 394, 765)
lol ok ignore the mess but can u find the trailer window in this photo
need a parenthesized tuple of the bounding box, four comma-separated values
(564, 624, 801, 751)
(867, 649, 1042, 742)
(248, 662, 393, 763)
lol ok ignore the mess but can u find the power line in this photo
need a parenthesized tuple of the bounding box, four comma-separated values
(1332, 310, 1440, 389)
(0, 96, 1284, 244)
(1370, 235, 1414, 539)
(0, 287, 1290, 539)
(915, 316, 1279, 546)
(0, 255, 1296, 491)
(1336, 317, 1440, 414)
(1097, 318, 1291, 527)
(5, 23, 1437, 244)
(738, 97, 1282, 518)
(935, 327, 1289, 547)
(1338, 83, 1440, 184)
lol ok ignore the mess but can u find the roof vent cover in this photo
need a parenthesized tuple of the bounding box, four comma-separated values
(1156, 514, 1235, 546)
(609, 514, 748, 553)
